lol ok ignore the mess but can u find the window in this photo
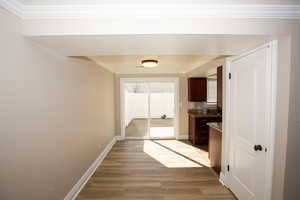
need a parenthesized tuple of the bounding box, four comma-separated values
(207, 78, 217, 104)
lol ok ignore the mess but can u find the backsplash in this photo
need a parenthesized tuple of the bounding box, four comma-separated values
(188, 102, 207, 110)
(188, 101, 218, 113)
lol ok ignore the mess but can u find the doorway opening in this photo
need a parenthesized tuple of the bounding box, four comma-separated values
(121, 78, 179, 139)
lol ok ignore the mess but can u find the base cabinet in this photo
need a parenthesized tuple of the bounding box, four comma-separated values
(188, 116, 222, 145)
(209, 127, 222, 174)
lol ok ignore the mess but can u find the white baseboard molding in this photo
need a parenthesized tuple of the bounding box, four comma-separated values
(115, 135, 125, 140)
(177, 135, 189, 140)
(64, 136, 117, 200)
(219, 172, 227, 186)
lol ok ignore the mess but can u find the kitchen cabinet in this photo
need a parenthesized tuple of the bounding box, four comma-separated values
(188, 78, 207, 102)
(217, 66, 223, 110)
(208, 123, 222, 174)
(188, 113, 222, 145)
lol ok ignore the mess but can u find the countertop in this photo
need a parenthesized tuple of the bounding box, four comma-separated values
(207, 122, 222, 132)
(188, 110, 222, 118)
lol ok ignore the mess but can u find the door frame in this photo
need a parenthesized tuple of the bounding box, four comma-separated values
(120, 77, 180, 140)
(222, 40, 278, 200)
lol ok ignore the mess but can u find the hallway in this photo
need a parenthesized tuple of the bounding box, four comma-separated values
(76, 140, 235, 200)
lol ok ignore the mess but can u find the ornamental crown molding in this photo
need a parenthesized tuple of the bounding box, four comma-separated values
(1, 0, 300, 20)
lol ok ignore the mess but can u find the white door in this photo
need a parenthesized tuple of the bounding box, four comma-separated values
(228, 43, 275, 200)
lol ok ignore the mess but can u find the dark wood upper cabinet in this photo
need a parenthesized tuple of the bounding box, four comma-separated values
(188, 77, 207, 102)
(217, 66, 223, 110)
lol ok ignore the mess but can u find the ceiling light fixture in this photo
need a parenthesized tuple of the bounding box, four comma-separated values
(141, 59, 158, 68)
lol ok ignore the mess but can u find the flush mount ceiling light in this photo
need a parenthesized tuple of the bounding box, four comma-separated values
(141, 59, 159, 68)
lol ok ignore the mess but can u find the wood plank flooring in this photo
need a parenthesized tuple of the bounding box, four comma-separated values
(125, 118, 174, 137)
(76, 140, 235, 200)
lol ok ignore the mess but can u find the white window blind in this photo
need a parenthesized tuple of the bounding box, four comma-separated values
(207, 78, 217, 104)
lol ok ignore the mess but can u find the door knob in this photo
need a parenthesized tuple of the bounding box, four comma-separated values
(254, 145, 263, 151)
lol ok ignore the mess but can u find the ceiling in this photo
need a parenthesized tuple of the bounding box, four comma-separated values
(31, 35, 270, 56)
(30, 34, 270, 74)
(16, 0, 300, 5)
(88, 55, 220, 74)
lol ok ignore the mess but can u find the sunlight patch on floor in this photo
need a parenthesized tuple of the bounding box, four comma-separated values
(143, 140, 203, 168)
(154, 140, 211, 167)
(149, 127, 174, 138)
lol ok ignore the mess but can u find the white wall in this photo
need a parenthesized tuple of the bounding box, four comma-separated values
(187, 57, 226, 77)
(283, 34, 300, 200)
(0, 8, 116, 200)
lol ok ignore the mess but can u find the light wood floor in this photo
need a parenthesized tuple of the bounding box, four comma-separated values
(76, 140, 236, 200)
(125, 118, 174, 137)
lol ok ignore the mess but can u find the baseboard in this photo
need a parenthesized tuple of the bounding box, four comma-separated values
(64, 136, 117, 200)
(115, 135, 125, 140)
(177, 135, 189, 140)
(219, 172, 227, 186)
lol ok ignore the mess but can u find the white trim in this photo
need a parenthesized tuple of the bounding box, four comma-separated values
(1, 1, 300, 20)
(222, 58, 231, 186)
(223, 41, 277, 200)
(120, 77, 180, 140)
(265, 40, 278, 200)
(115, 72, 186, 75)
(120, 79, 126, 139)
(219, 172, 227, 186)
(64, 136, 117, 200)
(0, 0, 23, 17)
(177, 135, 189, 140)
(125, 136, 177, 140)
(115, 135, 125, 141)
(124, 136, 151, 140)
